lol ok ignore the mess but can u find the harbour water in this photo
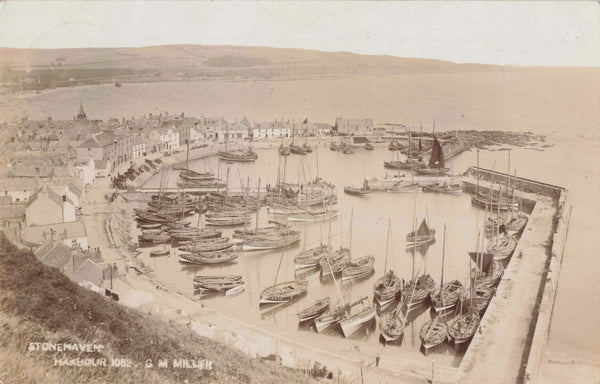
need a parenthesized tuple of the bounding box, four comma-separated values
(142, 146, 486, 365)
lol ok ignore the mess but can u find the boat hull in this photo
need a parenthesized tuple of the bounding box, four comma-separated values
(340, 306, 376, 337)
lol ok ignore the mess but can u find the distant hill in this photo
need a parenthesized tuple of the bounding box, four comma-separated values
(0, 234, 314, 384)
(0, 44, 503, 92)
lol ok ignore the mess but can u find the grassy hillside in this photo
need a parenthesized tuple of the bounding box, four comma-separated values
(0, 234, 315, 384)
(0, 44, 503, 91)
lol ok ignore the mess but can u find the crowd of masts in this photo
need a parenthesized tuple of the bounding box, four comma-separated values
(131, 138, 528, 352)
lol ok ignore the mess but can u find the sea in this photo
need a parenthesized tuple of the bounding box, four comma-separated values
(0, 70, 597, 367)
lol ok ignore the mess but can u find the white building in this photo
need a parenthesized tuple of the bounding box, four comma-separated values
(75, 157, 96, 185)
(132, 136, 146, 158)
(252, 121, 291, 139)
(0, 178, 39, 203)
(25, 186, 76, 226)
(149, 127, 180, 151)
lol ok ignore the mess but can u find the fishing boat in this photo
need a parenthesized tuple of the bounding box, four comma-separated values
(462, 283, 495, 315)
(278, 144, 291, 156)
(149, 248, 170, 257)
(260, 246, 308, 304)
(387, 182, 422, 193)
(294, 244, 332, 269)
(414, 134, 449, 175)
(373, 220, 402, 305)
(364, 142, 374, 150)
(286, 208, 339, 222)
(178, 240, 234, 253)
(194, 279, 244, 291)
(339, 297, 376, 337)
(422, 182, 462, 194)
(448, 309, 480, 346)
(319, 252, 349, 276)
(388, 141, 402, 151)
(218, 126, 258, 162)
(342, 147, 354, 155)
(447, 253, 482, 345)
(138, 233, 171, 245)
(193, 275, 243, 284)
(403, 274, 436, 311)
(373, 271, 402, 306)
(379, 274, 421, 342)
(506, 213, 528, 235)
(384, 159, 423, 170)
(139, 223, 162, 229)
(204, 215, 251, 226)
(314, 303, 347, 332)
(406, 218, 436, 247)
(290, 144, 308, 155)
(429, 225, 464, 312)
(178, 250, 238, 265)
(420, 315, 448, 353)
(297, 298, 331, 322)
(343, 185, 370, 196)
(302, 142, 313, 153)
(363, 175, 404, 191)
(341, 255, 375, 281)
(379, 307, 405, 342)
(431, 280, 463, 312)
(487, 232, 517, 261)
(240, 231, 302, 251)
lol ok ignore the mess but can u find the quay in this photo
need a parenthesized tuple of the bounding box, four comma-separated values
(456, 168, 570, 384)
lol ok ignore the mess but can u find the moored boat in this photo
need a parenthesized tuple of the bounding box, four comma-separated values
(339, 297, 376, 337)
(294, 244, 332, 269)
(341, 255, 375, 281)
(343, 185, 370, 196)
(406, 218, 436, 247)
(297, 297, 331, 322)
(419, 315, 448, 352)
(260, 280, 308, 304)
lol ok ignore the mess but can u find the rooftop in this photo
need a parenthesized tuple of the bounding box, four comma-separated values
(22, 221, 87, 246)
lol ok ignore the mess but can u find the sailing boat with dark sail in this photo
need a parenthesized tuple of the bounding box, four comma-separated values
(414, 134, 449, 175)
(406, 218, 436, 248)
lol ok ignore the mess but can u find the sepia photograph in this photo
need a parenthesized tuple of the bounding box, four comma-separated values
(0, 1, 598, 383)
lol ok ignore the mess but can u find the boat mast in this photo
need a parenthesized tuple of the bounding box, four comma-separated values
(273, 228, 287, 286)
(316, 135, 320, 179)
(186, 138, 190, 170)
(384, 218, 391, 274)
(441, 224, 447, 322)
(348, 207, 354, 252)
(255, 178, 261, 233)
(476, 148, 480, 194)
(411, 189, 417, 277)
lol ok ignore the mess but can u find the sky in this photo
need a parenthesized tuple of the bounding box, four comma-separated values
(0, 1, 598, 67)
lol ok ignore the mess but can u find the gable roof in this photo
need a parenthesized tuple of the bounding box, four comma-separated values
(34, 238, 76, 272)
(67, 182, 82, 198)
(0, 178, 39, 191)
(26, 185, 64, 208)
(74, 259, 105, 286)
(78, 131, 115, 149)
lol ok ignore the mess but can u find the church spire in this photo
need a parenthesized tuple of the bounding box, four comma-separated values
(77, 101, 87, 120)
